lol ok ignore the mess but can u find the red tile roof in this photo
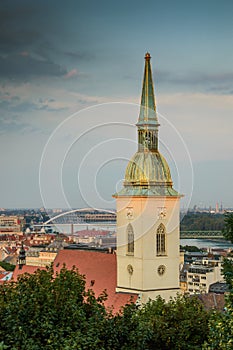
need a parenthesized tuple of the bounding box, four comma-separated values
(197, 293, 225, 311)
(53, 249, 138, 312)
(12, 265, 46, 281)
(0, 272, 6, 282)
(11, 249, 138, 313)
(4, 246, 17, 255)
(75, 229, 110, 237)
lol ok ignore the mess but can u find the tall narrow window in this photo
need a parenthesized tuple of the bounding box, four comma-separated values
(156, 224, 166, 256)
(127, 223, 134, 254)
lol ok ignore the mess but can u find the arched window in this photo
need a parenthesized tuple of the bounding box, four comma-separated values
(156, 223, 166, 256)
(127, 223, 134, 254)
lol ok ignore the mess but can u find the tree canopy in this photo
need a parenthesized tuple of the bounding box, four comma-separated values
(0, 261, 15, 271)
(0, 266, 211, 350)
(222, 212, 233, 243)
(114, 295, 209, 350)
(0, 266, 111, 350)
(203, 214, 233, 349)
(181, 212, 225, 231)
(203, 258, 233, 349)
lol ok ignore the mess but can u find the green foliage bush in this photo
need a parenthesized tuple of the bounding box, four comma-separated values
(0, 266, 211, 350)
(0, 261, 15, 271)
(223, 212, 233, 243)
(180, 245, 201, 252)
(115, 295, 210, 350)
(0, 266, 111, 349)
(203, 258, 233, 350)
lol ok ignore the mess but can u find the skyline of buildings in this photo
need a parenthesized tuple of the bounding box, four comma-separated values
(1, 52, 229, 307)
(0, 202, 232, 211)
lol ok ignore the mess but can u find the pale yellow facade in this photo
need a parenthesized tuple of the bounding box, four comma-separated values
(180, 281, 188, 294)
(116, 196, 180, 303)
(26, 250, 57, 267)
(0, 215, 25, 233)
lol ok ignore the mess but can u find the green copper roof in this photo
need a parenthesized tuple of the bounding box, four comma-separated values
(114, 185, 179, 197)
(113, 53, 181, 198)
(124, 151, 172, 186)
(137, 52, 159, 126)
(113, 151, 180, 197)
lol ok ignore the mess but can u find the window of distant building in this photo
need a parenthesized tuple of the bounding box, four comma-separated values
(127, 223, 134, 254)
(156, 223, 166, 256)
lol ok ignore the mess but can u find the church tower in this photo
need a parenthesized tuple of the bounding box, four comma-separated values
(113, 53, 182, 302)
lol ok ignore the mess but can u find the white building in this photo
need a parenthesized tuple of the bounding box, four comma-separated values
(187, 258, 223, 294)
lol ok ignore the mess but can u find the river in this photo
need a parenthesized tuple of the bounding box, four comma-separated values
(53, 224, 233, 250)
(180, 238, 233, 250)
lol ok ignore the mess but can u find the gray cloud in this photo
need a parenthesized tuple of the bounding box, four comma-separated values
(0, 114, 37, 135)
(64, 51, 95, 61)
(0, 96, 67, 113)
(0, 54, 67, 80)
(0, 3, 44, 53)
(156, 70, 233, 94)
(0, 1, 94, 86)
(0, 28, 39, 53)
(206, 85, 233, 95)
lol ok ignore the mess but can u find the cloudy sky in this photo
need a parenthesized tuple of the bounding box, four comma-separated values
(1, 0, 233, 210)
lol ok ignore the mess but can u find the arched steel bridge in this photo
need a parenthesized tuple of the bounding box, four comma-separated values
(44, 208, 116, 225)
(37, 209, 224, 239)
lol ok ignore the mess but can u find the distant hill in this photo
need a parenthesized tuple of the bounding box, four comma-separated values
(180, 212, 224, 231)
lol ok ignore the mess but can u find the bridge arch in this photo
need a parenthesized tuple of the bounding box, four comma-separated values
(44, 208, 116, 225)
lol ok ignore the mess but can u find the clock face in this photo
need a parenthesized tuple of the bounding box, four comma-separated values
(157, 207, 167, 219)
(126, 207, 133, 219)
(127, 264, 134, 275)
(157, 265, 166, 276)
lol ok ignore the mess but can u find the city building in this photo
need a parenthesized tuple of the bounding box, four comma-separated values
(209, 282, 229, 294)
(25, 235, 69, 267)
(25, 249, 58, 267)
(0, 215, 25, 234)
(187, 258, 223, 294)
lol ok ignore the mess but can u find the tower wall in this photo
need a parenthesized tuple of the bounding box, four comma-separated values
(116, 196, 180, 302)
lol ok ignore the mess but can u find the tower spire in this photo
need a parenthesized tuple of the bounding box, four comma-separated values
(18, 242, 26, 270)
(137, 52, 159, 152)
(138, 52, 158, 125)
(114, 53, 182, 303)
